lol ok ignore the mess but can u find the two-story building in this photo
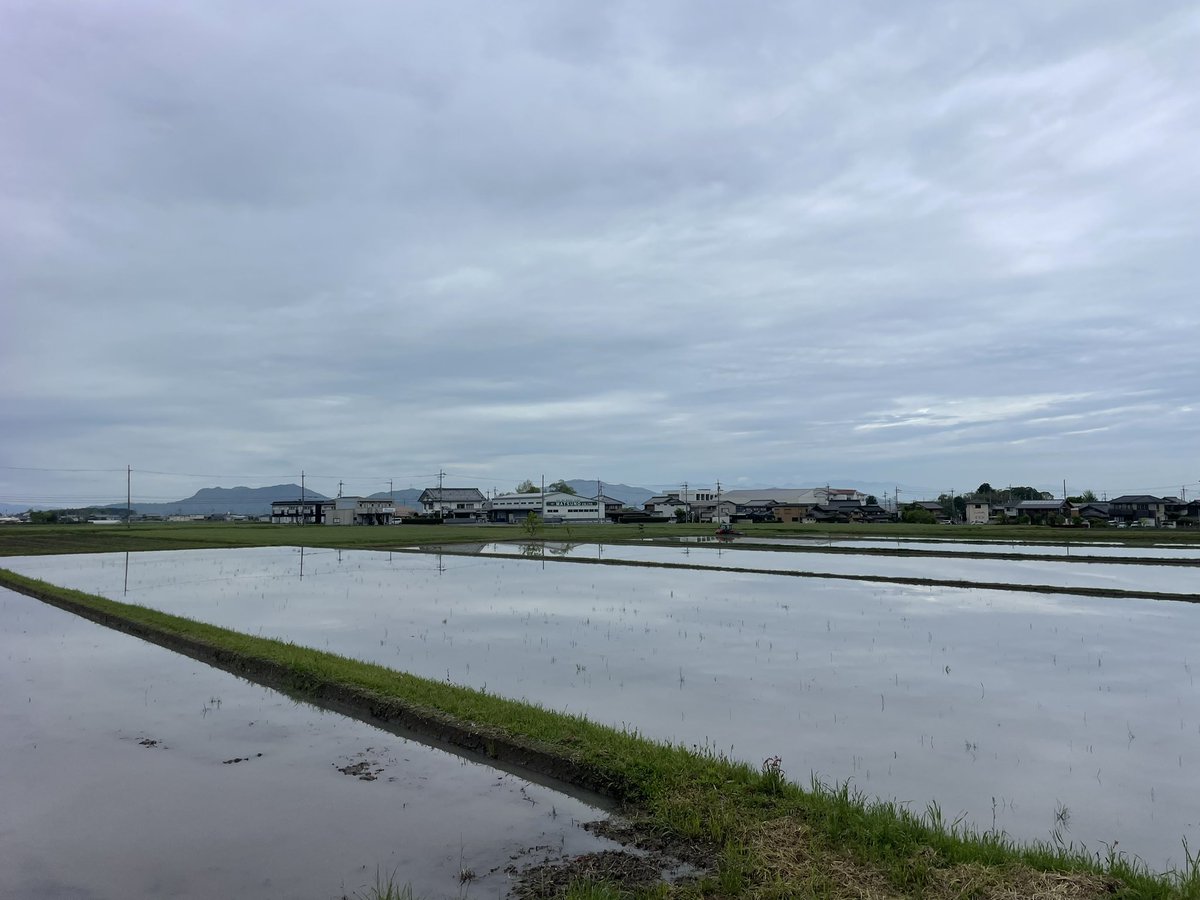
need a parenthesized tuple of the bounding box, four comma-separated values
(418, 488, 487, 520)
(270, 498, 333, 524)
(325, 496, 394, 526)
(1108, 495, 1166, 526)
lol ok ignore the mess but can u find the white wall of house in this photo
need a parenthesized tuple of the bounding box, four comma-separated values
(965, 502, 990, 524)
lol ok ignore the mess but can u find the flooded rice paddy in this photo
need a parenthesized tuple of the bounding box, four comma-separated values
(0, 586, 615, 900)
(676, 535, 1200, 561)
(5, 546, 1199, 872)
(474, 541, 1200, 596)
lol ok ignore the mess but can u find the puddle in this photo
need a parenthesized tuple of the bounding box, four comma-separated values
(4, 548, 1200, 871)
(0, 587, 617, 899)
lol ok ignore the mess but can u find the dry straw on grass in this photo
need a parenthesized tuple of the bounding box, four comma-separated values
(745, 817, 1114, 900)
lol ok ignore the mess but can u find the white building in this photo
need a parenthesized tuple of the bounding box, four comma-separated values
(487, 491, 603, 523)
(965, 502, 990, 525)
(325, 497, 394, 526)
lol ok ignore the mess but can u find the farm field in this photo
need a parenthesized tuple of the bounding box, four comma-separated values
(5, 545, 1198, 873)
(0, 586, 615, 899)
(457, 541, 1200, 596)
(675, 535, 1200, 561)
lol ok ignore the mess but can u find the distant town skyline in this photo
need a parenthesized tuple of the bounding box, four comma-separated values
(3, 2, 1198, 508)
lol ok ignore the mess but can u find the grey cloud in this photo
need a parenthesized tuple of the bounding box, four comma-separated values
(3, 1, 1199, 506)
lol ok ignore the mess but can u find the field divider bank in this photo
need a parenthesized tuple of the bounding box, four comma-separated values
(2, 566, 1196, 899)
(404, 547, 1200, 605)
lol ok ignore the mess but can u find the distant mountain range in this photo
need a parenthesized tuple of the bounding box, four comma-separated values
(129, 484, 329, 516)
(30, 477, 928, 519)
(562, 480, 655, 507)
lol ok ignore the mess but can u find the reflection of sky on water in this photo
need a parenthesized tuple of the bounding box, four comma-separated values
(0, 585, 611, 900)
(678, 535, 1200, 561)
(5, 547, 1199, 871)
(501, 541, 1199, 595)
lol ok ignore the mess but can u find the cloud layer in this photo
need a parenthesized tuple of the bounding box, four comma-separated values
(3, 1, 1198, 504)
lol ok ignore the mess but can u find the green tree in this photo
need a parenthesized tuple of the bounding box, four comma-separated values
(902, 507, 936, 524)
(522, 511, 543, 535)
(866, 495, 878, 505)
(547, 480, 577, 495)
(936, 494, 966, 520)
(515, 480, 539, 493)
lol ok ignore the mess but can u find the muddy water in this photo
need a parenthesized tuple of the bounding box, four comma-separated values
(488, 541, 1199, 595)
(5, 549, 1200, 871)
(0, 587, 615, 900)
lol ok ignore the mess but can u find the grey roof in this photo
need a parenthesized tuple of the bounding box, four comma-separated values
(419, 487, 485, 502)
(1016, 500, 1068, 509)
(1108, 495, 1163, 503)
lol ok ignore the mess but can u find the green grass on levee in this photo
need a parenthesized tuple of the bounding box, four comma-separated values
(1, 519, 1198, 558)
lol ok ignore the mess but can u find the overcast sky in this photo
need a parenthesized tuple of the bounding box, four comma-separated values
(3, 1, 1198, 506)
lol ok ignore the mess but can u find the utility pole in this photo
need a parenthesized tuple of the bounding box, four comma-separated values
(126, 465, 131, 528)
(437, 469, 445, 518)
(716, 480, 722, 524)
(300, 470, 306, 526)
(1063, 479, 1067, 500)
(597, 479, 602, 523)
(541, 474, 546, 520)
(338, 480, 344, 498)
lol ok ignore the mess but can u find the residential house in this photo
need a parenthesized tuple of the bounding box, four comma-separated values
(770, 503, 811, 523)
(719, 487, 867, 506)
(908, 501, 948, 522)
(808, 501, 891, 524)
(964, 502, 990, 525)
(1013, 499, 1071, 524)
(270, 499, 333, 524)
(644, 494, 690, 519)
(732, 500, 778, 523)
(689, 499, 737, 524)
(418, 487, 487, 519)
(325, 496, 394, 526)
(1108, 495, 1166, 526)
(593, 494, 626, 521)
(1073, 502, 1112, 525)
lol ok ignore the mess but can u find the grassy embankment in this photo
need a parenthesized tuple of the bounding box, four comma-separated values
(2, 519, 1198, 559)
(1, 566, 1196, 899)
